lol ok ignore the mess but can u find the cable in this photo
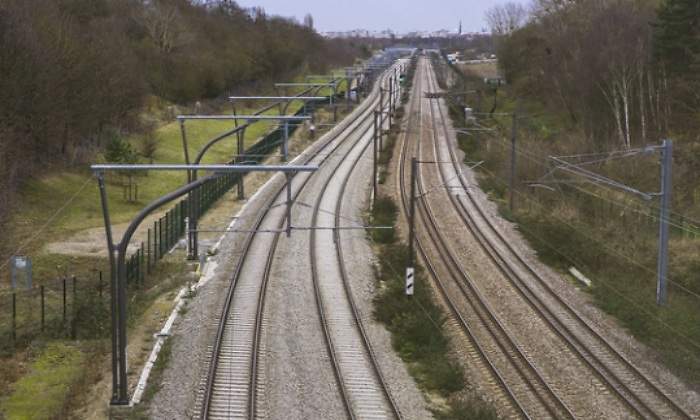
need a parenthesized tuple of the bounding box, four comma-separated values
(503, 210, 700, 354)
(478, 164, 700, 301)
(0, 176, 93, 272)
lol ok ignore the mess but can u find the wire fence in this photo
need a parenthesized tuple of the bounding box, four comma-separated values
(2, 96, 336, 350)
(0, 274, 110, 351)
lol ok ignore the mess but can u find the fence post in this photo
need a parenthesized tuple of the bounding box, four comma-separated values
(41, 285, 45, 332)
(140, 243, 145, 285)
(12, 292, 16, 342)
(71, 276, 77, 339)
(165, 211, 170, 249)
(159, 218, 163, 258)
(99, 271, 103, 299)
(153, 221, 158, 261)
(147, 229, 151, 273)
(62, 277, 67, 323)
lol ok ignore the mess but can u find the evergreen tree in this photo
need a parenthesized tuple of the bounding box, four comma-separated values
(653, 0, 700, 77)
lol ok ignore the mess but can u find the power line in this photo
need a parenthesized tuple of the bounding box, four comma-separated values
(477, 165, 700, 301)
(0, 176, 93, 272)
(500, 208, 700, 354)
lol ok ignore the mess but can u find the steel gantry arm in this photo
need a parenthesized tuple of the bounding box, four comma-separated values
(94, 163, 317, 406)
(274, 82, 339, 106)
(177, 115, 311, 259)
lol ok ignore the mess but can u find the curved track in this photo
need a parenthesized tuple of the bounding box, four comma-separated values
(394, 55, 695, 419)
(396, 55, 574, 420)
(308, 80, 402, 419)
(199, 63, 402, 420)
(424, 57, 695, 420)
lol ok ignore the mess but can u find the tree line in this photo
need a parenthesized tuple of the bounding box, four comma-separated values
(491, 0, 700, 150)
(0, 0, 365, 221)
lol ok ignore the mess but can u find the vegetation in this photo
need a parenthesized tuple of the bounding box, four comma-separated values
(370, 196, 498, 419)
(0, 0, 366, 224)
(2, 342, 85, 419)
(445, 0, 700, 386)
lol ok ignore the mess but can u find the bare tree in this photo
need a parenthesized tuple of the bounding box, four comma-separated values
(303, 13, 314, 30)
(485, 2, 528, 36)
(138, 1, 188, 55)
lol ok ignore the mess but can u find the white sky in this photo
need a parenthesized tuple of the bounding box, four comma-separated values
(234, 0, 531, 33)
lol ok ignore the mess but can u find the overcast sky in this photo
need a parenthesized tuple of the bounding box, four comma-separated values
(234, 0, 531, 33)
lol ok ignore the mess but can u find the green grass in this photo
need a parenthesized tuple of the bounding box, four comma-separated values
(5, 71, 351, 270)
(369, 197, 499, 418)
(1, 342, 84, 419)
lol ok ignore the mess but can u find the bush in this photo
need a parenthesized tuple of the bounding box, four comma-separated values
(104, 136, 138, 164)
(370, 195, 398, 243)
(138, 130, 160, 162)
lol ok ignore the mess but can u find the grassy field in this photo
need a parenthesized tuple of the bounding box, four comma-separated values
(2, 76, 354, 289)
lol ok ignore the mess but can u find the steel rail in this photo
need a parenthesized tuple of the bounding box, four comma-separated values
(199, 64, 399, 420)
(406, 59, 574, 419)
(307, 81, 403, 418)
(395, 57, 532, 419)
(430, 59, 696, 420)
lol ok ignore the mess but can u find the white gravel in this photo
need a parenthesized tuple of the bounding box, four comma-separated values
(338, 135, 435, 419)
(145, 69, 433, 419)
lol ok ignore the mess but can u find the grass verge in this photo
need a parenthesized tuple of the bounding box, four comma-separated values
(1, 342, 85, 419)
(369, 194, 499, 419)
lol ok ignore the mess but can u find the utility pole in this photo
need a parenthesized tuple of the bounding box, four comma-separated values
(282, 121, 289, 162)
(509, 110, 517, 213)
(656, 139, 672, 305)
(408, 157, 417, 269)
(237, 131, 244, 199)
(373, 110, 379, 202)
(388, 77, 393, 128)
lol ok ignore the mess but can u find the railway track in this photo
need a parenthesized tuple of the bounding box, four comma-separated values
(397, 55, 577, 420)
(197, 61, 402, 420)
(394, 54, 695, 419)
(308, 78, 402, 418)
(423, 57, 696, 420)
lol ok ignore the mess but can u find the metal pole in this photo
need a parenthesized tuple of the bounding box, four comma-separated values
(179, 120, 191, 182)
(509, 111, 517, 213)
(283, 121, 289, 162)
(115, 246, 128, 403)
(373, 111, 378, 202)
(97, 174, 120, 404)
(285, 173, 293, 237)
(389, 77, 393, 127)
(188, 186, 199, 260)
(408, 158, 417, 268)
(656, 139, 673, 305)
(237, 128, 245, 200)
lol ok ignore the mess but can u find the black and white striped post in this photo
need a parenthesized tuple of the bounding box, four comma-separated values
(405, 267, 415, 296)
(407, 157, 417, 297)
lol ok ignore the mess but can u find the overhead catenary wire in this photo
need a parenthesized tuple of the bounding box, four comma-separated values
(445, 100, 700, 351)
(476, 163, 700, 302)
(483, 131, 700, 232)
